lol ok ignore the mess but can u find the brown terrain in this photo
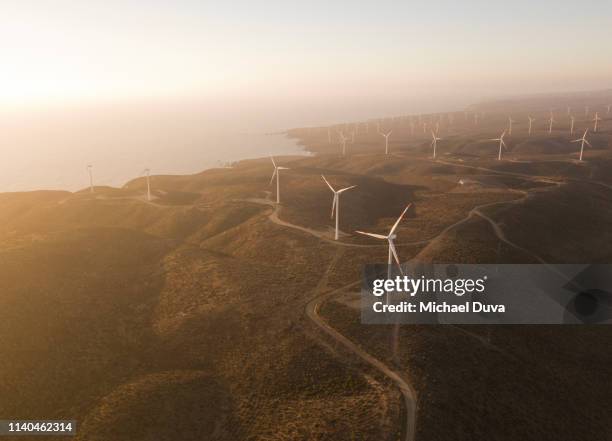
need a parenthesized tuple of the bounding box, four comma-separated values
(1, 92, 611, 440)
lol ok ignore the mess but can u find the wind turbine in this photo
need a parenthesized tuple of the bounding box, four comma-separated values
(570, 115, 576, 136)
(593, 112, 602, 132)
(322, 175, 357, 240)
(489, 131, 507, 161)
(381, 130, 392, 155)
(528, 116, 536, 135)
(143, 168, 152, 201)
(338, 131, 348, 156)
(431, 130, 441, 159)
(571, 129, 592, 161)
(87, 164, 94, 194)
(607, 104, 611, 115)
(270, 157, 289, 204)
(548, 112, 555, 134)
(508, 116, 516, 135)
(356, 204, 412, 278)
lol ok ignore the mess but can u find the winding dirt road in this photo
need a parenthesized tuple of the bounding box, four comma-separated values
(246, 159, 611, 441)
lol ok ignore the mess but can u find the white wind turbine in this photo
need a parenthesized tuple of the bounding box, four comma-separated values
(270, 157, 289, 204)
(593, 112, 602, 132)
(607, 104, 611, 115)
(570, 115, 576, 136)
(338, 131, 348, 156)
(322, 175, 357, 241)
(143, 168, 152, 201)
(380, 130, 392, 155)
(489, 131, 507, 161)
(528, 116, 536, 136)
(571, 129, 592, 161)
(548, 112, 555, 134)
(356, 204, 412, 277)
(431, 130, 441, 159)
(87, 164, 94, 193)
(508, 116, 516, 135)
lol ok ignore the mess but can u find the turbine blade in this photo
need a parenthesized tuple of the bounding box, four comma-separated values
(585, 140, 592, 148)
(321, 175, 335, 192)
(389, 204, 412, 235)
(337, 185, 357, 193)
(270, 157, 276, 167)
(277, 167, 290, 170)
(389, 241, 404, 274)
(355, 231, 388, 240)
(269, 169, 277, 185)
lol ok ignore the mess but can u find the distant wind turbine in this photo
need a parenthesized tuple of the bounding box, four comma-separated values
(489, 131, 507, 161)
(567, 105, 571, 116)
(571, 129, 592, 161)
(528, 116, 535, 136)
(431, 131, 441, 159)
(570, 115, 576, 136)
(87, 164, 94, 194)
(322, 175, 357, 241)
(508, 116, 516, 135)
(270, 157, 289, 204)
(548, 112, 555, 134)
(338, 131, 348, 156)
(356, 204, 412, 278)
(143, 168, 151, 201)
(593, 112, 602, 132)
(607, 104, 611, 115)
(381, 130, 392, 155)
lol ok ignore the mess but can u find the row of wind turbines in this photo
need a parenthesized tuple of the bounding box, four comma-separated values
(270, 155, 410, 265)
(325, 104, 608, 162)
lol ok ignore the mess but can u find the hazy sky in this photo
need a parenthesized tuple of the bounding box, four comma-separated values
(1, 0, 612, 112)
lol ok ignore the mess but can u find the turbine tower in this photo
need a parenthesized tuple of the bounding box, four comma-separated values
(528, 116, 535, 136)
(338, 131, 348, 156)
(489, 131, 507, 161)
(381, 130, 392, 155)
(571, 129, 592, 161)
(322, 175, 357, 240)
(508, 116, 516, 135)
(548, 112, 555, 134)
(593, 112, 602, 132)
(570, 115, 576, 136)
(270, 157, 289, 204)
(87, 164, 94, 194)
(144, 168, 151, 201)
(431, 131, 442, 159)
(356, 204, 412, 278)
